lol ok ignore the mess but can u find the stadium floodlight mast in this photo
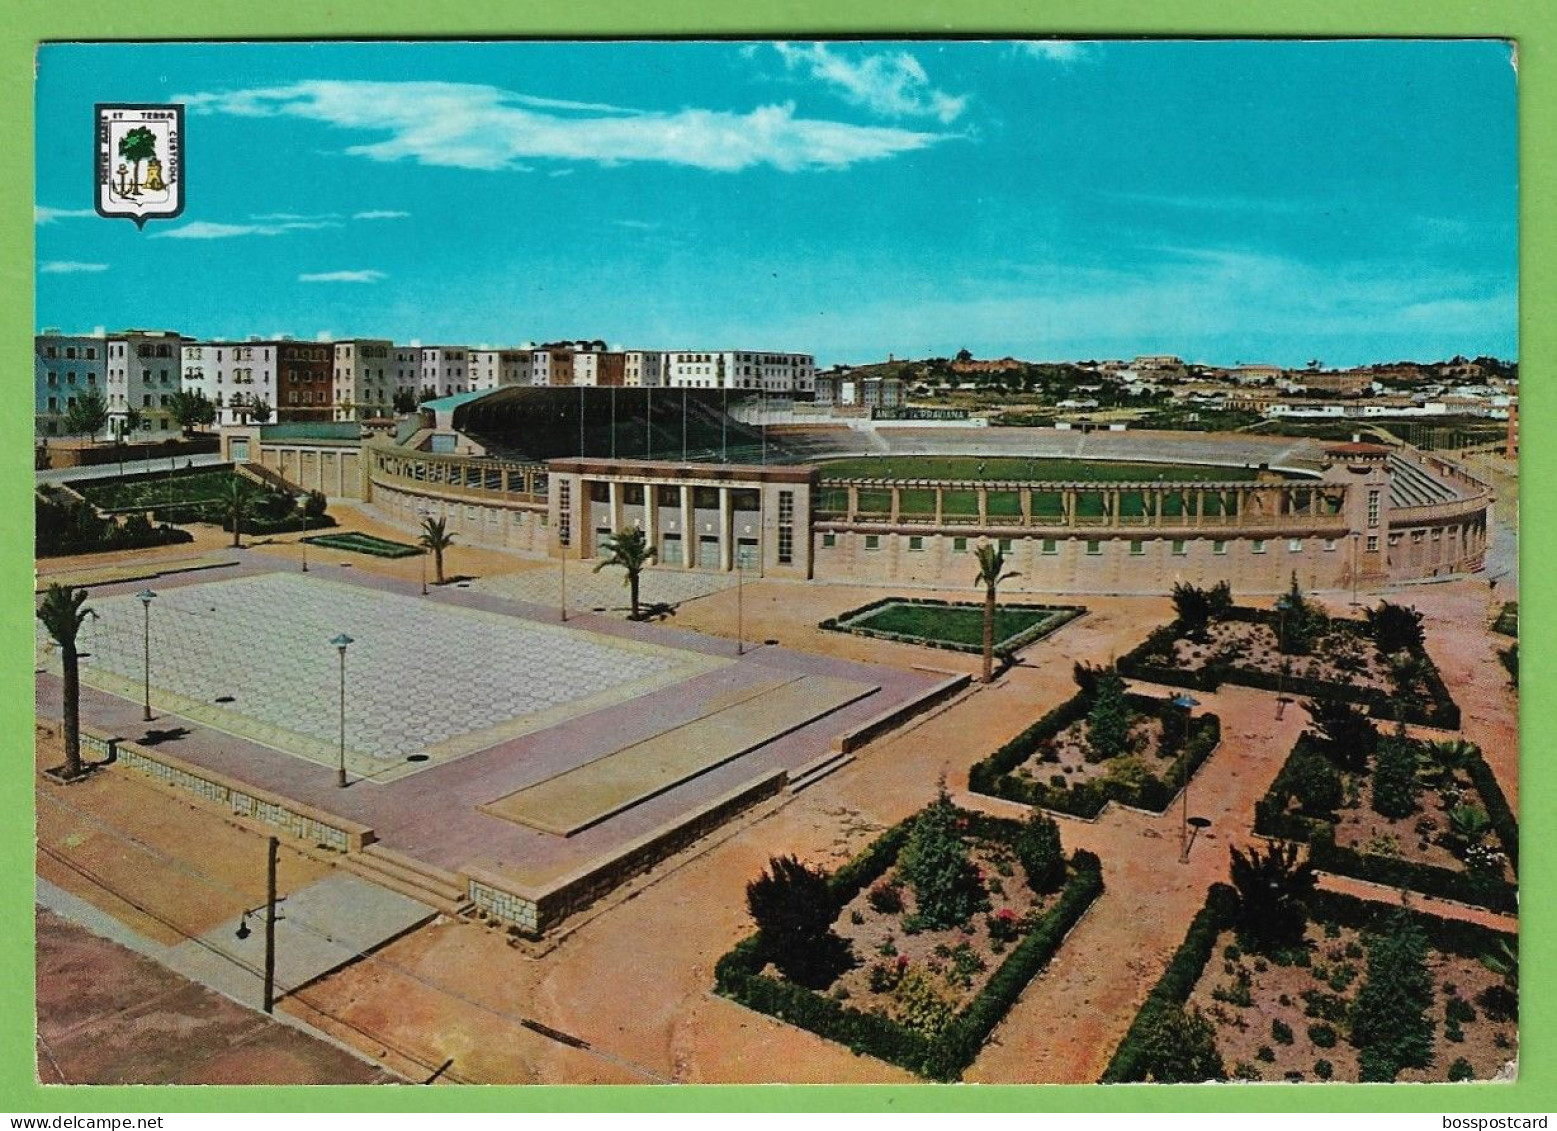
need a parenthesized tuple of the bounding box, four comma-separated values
(136, 589, 157, 721)
(331, 634, 353, 788)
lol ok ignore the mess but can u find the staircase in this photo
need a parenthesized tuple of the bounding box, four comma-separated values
(236, 461, 303, 495)
(786, 750, 855, 793)
(339, 843, 472, 916)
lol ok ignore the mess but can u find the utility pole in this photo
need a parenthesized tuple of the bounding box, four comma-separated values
(263, 835, 278, 1014)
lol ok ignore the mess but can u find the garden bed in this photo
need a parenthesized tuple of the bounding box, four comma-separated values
(714, 801, 1104, 1081)
(968, 670, 1221, 818)
(1255, 731, 1517, 912)
(301, 531, 421, 559)
(820, 597, 1082, 657)
(1104, 884, 1516, 1084)
(1118, 604, 1460, 729)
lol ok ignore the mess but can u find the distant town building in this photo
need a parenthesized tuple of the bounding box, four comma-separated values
(419, 346, 470, 400)
(332, 339, 397, 421)
(183, 338, 280, 427)
(278, 339, 334, 423)
(108, 329, 186, 436)
(664, 351, 815, 393)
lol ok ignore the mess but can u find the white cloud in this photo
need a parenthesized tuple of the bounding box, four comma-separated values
(250, 211, 341, 221)
(773, 43, 966, 123)
(179, 80, 952, 172)
(352, 209, 410, 220)
(614, 219, 659, 230)
(151, 219, 342, 239)
(298, 269, 386, 283)
(1013, 41, 1094, 65)
(35, 206, 96, 224)
(40, 261, 109, 274)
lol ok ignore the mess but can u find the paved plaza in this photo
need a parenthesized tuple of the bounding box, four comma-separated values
(39, 572, 724, 781)
(468, 560, 739, 617)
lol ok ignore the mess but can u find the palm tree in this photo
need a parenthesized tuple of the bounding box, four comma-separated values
(973, 542, 1019, 684)
(593, 526, 656, 619)
(37, 585, 94, 780)
(419, 516, 455, 585)
(223, 475, 253, 548)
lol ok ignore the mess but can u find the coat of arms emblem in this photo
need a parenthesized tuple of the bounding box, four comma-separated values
(95, 103, 184, 228)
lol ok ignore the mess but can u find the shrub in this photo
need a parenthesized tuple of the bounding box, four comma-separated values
(1366, 601, 1426, 655)
(1014, 811, 1065, 893)
(1136, 1006, 1226, 1083)
(897, 786, 985, 929)
(893, 966, 958, 1036)
(1448, 1057, 1476, 1083)
(867, 881, 904, 914)
(1255, 1045, 1275, 1063)
(1085, 670, 1132, 762)
(1371, 731, 1422, 820)
(1305, 697, 1379, 773)
(1279, 744, 1344, 817)
(1314, 1059, 1333, 1080)
(1307, 1022, 1337, 1048)
(1271, 1018, 1294, 1045)
(1230, 842, 1316, 954)
(746, 855, 852, 987)
(1350, 912, 1435, 1081)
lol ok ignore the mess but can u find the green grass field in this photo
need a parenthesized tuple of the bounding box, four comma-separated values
(844, 602, 1072, 650)
(80, 469, 239, 511)
(817, 456, 1262, 483)
(302, 532, 422, 559)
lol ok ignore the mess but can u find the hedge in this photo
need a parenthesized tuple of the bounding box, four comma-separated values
(1254, 736, 1519, 913)
(1102, 881, 1515, 1083)
(819, 597, 1084, 658)
(969, 688, 1222, 819)
(1116, 611, 1461, 729)
(1101, 883, 1239, 1083)
(714, 809, 1105, 1081)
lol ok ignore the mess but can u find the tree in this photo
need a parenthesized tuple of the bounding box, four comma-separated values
(118, 126, 158, 193)
(248, 399, 272, 425)
(36, 585, 94, 781)
(973, 542, 1019, 684)
(955, 348, 973, 363)
(1015, 810, 1065, 893)
(62, 387, 110, 442)
(1229, 841, 1316, 954)
(301, 490, 328, 520)
(1171, 582, 1214, 641)
(222, 475, 253, 548)
(1351, 913, 1435, 1081)
(1084, 668, 1132, 762)
(1304, 697, 1378, 773)
(1138, 1005, 1226, 1083)
(392, 389, 419, 415)
(592, 526, 656, 619)
(419, 515, 455, 585)
(1276, 744, 1343, 817)
(898, 784, 985, 930)
(745, 854, 850, 987)
(1366, 601, 1426, 656)
(167, 389, 217, 436)
(1371, 729, 1422, 819)
(1277, 573, 1326, 655)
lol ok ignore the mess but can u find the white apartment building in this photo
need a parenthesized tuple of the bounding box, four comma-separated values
(469, 348, 533, 391)
(419, 346, 470, 400)
(663, 350, 816, 393)
(182, 338, 280, 427)
(332, 339, 398, 421)
(623, 350, 664, 387)
(108, 330, 185, 435)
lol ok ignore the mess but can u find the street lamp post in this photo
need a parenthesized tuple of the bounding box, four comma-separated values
(331, 633, 353, 788)
(1274, 594, 1293, 720)
(560, 539, 568, 622)
(417, 507, 430, 596)
(136, 589, 157, 721)
(736, 556, 745, 656)
(1174, 694, 1200, 863)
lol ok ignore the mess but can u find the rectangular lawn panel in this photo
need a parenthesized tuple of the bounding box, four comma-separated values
(822, 598, 1083, 656)
(302, 532, 422, 558)
(715, 805, 1104, 1081)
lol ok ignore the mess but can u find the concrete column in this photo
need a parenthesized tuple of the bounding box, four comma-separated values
(977, 487, 988, 525)
(934, 487, 944, 525)
(889, 486, 900, 523)
(608, 480, 622, 534)
(1153, 487, 1164, 527)
(1195, 488, 1205, 528)
(719, 486, 733, 571)
(1019, 487, 1032, 525)
(644, 485, 658, 553)
(847, 484, 859, 520)
(1063, 489, 1076, 527)
(681, 484, 695, 569)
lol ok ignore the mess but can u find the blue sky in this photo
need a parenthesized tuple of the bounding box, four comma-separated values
(36, 39, 1516, 367)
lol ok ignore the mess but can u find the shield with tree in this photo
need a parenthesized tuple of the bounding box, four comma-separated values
(593, 526, 656, 619)
(37, 584, 95, 781)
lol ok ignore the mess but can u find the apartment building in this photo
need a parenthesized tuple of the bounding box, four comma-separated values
(623, 350, 664, 387)
(277, 339, 334, 423)
(419, 346, 470, 400)
(332, 339, 399, 421)
(107, 329, 185, 436)
(664, 351, 816, 393)
(469, 348, 533, 392)
(182, 338, 281, 427)
(35, 332, 109, 437)
(571, 350, 626, 387)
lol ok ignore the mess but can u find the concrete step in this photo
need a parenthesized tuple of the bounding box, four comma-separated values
(337, 859, 466, 916)
(339, 847, 467, 912)
(363, 843, 464, 892)
(787, 751, 854, 793)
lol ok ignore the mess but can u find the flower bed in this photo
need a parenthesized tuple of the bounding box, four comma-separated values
(1105, 884, 1516, 1083)
(714, 805, 1104, 1081)
(968, 679, 1221, 819)
(1255, 733, 1517, 912)
(1104, 884, 1515, 1084)
(302, 531, 422, 559)
(1118, 607, 1460, 729)
(820, 597, 1083, 657)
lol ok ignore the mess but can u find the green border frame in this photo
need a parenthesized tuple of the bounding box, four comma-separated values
(5, 0, 1546, 1114)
